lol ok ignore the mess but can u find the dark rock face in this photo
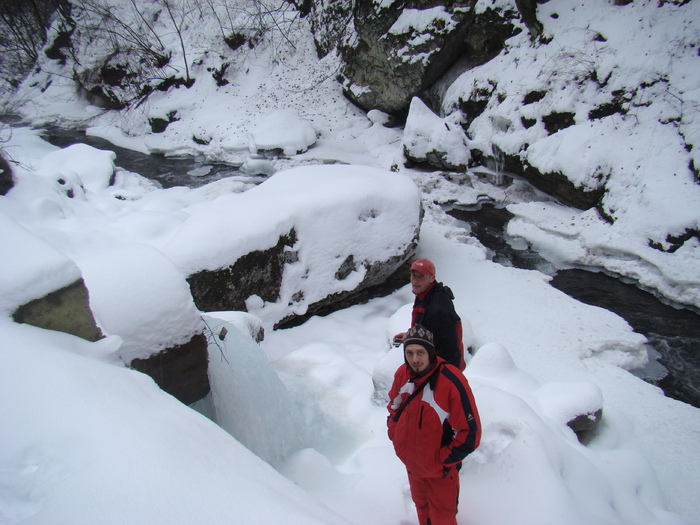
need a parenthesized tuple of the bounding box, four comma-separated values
(0, 155, 13, 195)
(187, 229, 298, 313)
(72, 50, 184, 111)
(306, 0, 354, 58)
(520, 160, 607, 211)
(649, 228, 700, 254)
(568, 408, 603, 444)
(458, 82, 495, 130)
(129, 332, 210, 405)
(187, 223, 420, 329)
(12, 278, 104, 342)
(339, 2, 518, 114)
(542, 111, 576, 135)
(514, 0, 543, 40)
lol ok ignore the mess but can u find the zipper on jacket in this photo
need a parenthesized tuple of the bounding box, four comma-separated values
(418, 406, 424, 429)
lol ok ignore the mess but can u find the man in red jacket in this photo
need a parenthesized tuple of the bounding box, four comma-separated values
(387, 325, 481, 525)
(394, 259, 466, 370)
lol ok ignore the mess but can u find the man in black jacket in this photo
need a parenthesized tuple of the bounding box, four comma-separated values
(394, 259, 466, 370)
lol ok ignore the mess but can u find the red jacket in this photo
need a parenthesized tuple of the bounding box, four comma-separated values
(387, 358, 481, 478)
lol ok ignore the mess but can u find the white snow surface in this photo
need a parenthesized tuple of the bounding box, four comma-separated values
(441, 0, 700, 309)
(403, 96, 471, 168)
(161, 164, 422, 328)
(1, 1, 699, 524)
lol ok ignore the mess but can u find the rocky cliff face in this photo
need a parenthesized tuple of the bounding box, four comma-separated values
(0, 155, 14, 196)
(304, 0, 601, 208)
(336, 1, 518, 115)
(306, 0, 698, 223)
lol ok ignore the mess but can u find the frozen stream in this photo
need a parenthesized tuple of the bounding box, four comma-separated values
(42, 126, 252, 188)
(446, 203, 700, 409)
(40, 129, 700, 409)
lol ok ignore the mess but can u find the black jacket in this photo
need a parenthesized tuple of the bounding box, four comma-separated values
(412, 281, 464, 369)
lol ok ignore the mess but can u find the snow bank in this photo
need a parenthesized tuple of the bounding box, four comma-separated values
(0, 319, 348, 525)
(441, 0, 700, 309)
(463, 342, 677, 525)
(79, 244, 204, 362)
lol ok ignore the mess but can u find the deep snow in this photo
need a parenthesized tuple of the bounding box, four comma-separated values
(1, 1, 699, 524)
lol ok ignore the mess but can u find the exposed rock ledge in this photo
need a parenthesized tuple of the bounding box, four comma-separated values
(12, 278, 103, 342)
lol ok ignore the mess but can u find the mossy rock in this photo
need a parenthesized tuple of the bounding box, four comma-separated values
(12, 278, 103, 342)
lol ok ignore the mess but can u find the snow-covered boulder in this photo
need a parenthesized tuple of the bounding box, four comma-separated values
(164, 164, 423, 328)
(0, 213, 102, 342)
(36, 142, 118, 197)
(80, 243, 208, 405)
(250, 109, 317, 156)
(403, 97, 471, 171)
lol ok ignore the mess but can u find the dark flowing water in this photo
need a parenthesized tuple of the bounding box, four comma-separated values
(446, 203, 700, 409)
(41, 126, 246, 188)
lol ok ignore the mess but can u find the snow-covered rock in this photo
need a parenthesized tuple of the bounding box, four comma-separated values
(0, 212, 102, 341)
(250, 109, 317, 156)
(0, 213, 82, 317)
(164, 164, 423, 327)
(403, 96, 471, 171)
(78, 243, 210, 404)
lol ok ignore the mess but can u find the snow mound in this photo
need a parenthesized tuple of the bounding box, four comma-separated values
(79, 243, 204, 362)
(163, 164, 422, 326)
(0, 213, 81, 316)
(250, 109, 318, 155)
(0, 319, 349, 525)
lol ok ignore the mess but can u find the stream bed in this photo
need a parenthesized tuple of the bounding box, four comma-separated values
(37, 127, 700, 408)
(41, 126, 247, 189)
(446, 203, 700, 409)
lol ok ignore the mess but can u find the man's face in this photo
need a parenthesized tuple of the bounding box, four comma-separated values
(405, 344, 431, 374)
(410, 270, 434, 295)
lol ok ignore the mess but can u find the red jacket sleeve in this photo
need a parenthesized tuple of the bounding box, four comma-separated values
(386, 366, 408, 441)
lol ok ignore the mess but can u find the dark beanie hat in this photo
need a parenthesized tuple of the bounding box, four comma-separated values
(403, 324, 436, 362)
